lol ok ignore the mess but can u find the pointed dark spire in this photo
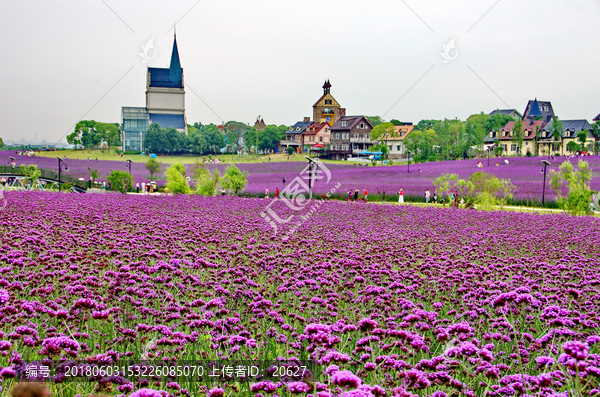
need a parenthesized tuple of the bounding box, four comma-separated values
(528, 98, 542, 118)
(323, 79, 331, 94)
(169, 35, 182, 86)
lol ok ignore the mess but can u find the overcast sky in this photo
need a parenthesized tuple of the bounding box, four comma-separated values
(1, 0, 599, 144)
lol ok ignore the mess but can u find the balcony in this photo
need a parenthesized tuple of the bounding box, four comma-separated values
(350, 137, 375, 143)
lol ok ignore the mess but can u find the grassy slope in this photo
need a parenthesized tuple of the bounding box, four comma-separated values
(36, 149, 407, 166)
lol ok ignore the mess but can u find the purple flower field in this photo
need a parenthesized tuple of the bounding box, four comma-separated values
(4, 151, 600, 200)
(0, 191, 599, 396)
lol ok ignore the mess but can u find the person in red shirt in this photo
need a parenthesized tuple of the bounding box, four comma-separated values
(275, 187, 279, 198)
(364, 189, 368, 201)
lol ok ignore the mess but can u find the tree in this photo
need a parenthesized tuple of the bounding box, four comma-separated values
(370, 122, 397, 158)
(468, 171, 515, 210)
(549, 160, 592, 216)
(589, 121, 600, 155)
(165, 162, 191, 194)
(0, 137, 5, 148)
(195, 169, 221, 196)
(244, 124, 287, 152)
(20, 164, 41, 187)
(511, 119, 524, 156)
(577, 131, 589, 152)
(405, 128, 437, 161)
(107, 170, 133, 193)
(286, 146, 295, 155)
(466, 112, 491, 152)
(390, 119, 403, 126)
(370, 143, 389, 157)
(483, 113, 513, 134)
(414, 120, 439, 131)
(221, 164, 248, 195)
(549, 117, 564, 154)
(566, 140, 581, 154)
(433, 173, 458, 205)
(191, 159, 209, 181)
(366, 116, 384, 127)
(88, 168, 99, 186)
(67, 120, 120, 149)
(145, 158, 162, 180)
(187, 124, 207, 154)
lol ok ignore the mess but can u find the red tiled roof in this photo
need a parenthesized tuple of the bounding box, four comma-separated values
(497, 120, 546, 140)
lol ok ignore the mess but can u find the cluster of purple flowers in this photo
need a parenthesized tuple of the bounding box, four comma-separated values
(0, 191, 598, 396)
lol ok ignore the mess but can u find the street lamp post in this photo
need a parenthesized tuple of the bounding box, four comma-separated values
(487, 147, 490, 167)
(56, 156, 68, 188)
(304, 156, 319, 198)
(407, 151, 411, 173)
(126, 159, 133, 175)
(541, 160, 550, 207)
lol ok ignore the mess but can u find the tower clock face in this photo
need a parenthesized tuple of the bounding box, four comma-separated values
(325, 116, 332, 122)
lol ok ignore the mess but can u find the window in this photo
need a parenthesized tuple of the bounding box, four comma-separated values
(525, 142, 529, 146)
(511, 144, 517, 151)
(341, 121, 347, 127)
(397, 145, 401, 151)
(319, 137, 323, 142)
(324, 108, 333, 114)
(336, 145, 339, 151)
(360, 123, 364, 129)
(353, 133, 358, 138)
(325, 99, 332, 105)
(336, 133, 340, 139)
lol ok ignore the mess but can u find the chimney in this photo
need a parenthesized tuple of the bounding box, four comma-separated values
(304, 117, 310, 123)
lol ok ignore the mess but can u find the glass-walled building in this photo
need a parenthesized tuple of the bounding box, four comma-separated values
(122, 107, 148, 152)
(120, 35, 186, 152)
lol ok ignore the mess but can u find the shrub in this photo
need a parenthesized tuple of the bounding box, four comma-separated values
(549, 160, 592, 216)
(107, 170, 133, 193)
(165, 163, 191, 194)
(221, 164, 248, 195)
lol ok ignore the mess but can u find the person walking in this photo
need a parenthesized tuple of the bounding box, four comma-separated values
(433, 192, 438, 203)
(364, 189, 368, 201)
(425, 188, 430, 204)
(275, 187, 279, 198)
(141, 182, 146, 194)
(265, 187, 269, 199)
(353, 189, 358, 202)
(398, 189, 404, 203)
(347, 190, 352, 202)
(283, 177, 286, 184)
(136, 182, 140, 194)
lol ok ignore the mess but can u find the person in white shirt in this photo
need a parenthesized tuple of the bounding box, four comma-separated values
(425, 189, 430, 204)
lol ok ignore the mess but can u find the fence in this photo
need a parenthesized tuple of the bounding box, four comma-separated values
(0, 165, 88, 190)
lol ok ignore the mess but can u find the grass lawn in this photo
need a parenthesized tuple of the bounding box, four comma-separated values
(372, 200, 600, 216)
(36, 149, 407, 166)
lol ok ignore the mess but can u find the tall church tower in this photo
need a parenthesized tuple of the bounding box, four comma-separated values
(145, 34, 187, 132)
(313, 79, 345, 126)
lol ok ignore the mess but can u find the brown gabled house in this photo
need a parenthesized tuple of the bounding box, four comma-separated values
(329, 116, 374, 160)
